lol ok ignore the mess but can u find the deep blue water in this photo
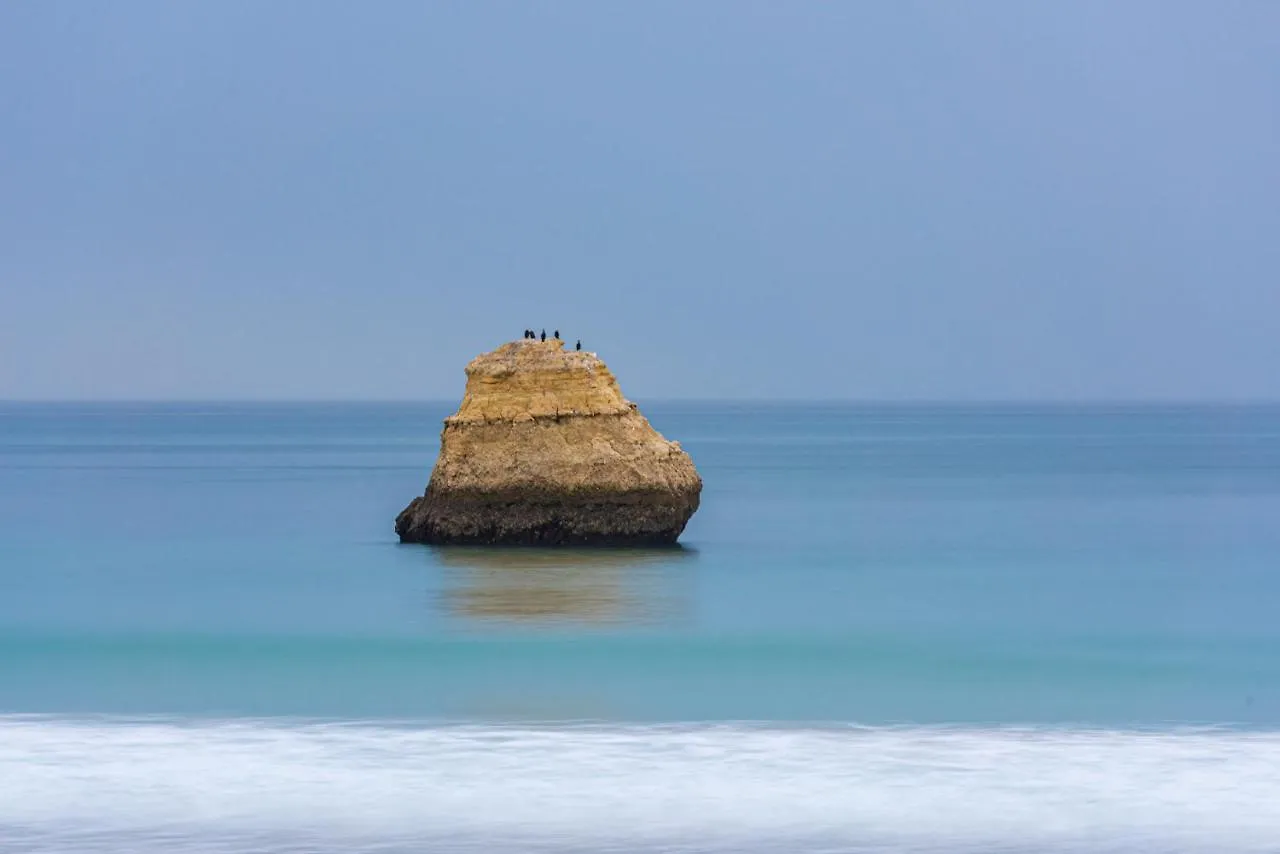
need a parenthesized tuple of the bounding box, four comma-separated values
(1, 402, 1278, 852)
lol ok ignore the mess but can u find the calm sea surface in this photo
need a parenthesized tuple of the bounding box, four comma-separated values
(1, 402, 1278, 852)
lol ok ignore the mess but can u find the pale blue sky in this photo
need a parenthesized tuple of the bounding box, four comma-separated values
(2, 2, 1277, 400)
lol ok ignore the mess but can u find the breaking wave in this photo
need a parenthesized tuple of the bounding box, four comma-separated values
(1, 716, 1277, 853)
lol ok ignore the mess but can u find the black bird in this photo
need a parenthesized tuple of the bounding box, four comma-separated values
(540, 329, 546, 342)
(575, 340, 581, 351)
(554, 330, 560, 339)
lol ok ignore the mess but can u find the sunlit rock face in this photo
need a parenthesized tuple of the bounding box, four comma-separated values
(395, 339, 701, 546)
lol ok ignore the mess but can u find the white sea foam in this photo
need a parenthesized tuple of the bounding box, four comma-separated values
(0, 716, 1277, 853)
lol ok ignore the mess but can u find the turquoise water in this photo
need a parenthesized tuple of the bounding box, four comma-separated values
(2, 402, 1278, 852)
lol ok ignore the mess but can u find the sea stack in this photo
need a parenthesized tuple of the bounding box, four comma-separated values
(396, 338, 701, 546)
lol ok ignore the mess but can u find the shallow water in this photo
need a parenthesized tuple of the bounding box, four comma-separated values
(1, 402, 1278, 851)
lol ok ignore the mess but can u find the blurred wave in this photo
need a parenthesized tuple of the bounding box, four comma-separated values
(1, 715, 1277, 853)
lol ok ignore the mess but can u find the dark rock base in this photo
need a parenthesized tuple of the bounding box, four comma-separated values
(395, 488, 699, 546)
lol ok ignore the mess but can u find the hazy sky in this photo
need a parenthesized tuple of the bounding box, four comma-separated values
(2, 2, 1277, 400)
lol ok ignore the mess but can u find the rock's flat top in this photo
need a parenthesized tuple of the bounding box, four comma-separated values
(449, 339, 632, 424)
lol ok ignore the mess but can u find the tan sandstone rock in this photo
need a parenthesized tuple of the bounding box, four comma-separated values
(395, 338, 701, 545)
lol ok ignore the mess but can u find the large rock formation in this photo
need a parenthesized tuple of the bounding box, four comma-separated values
(396, 339, 701, 546)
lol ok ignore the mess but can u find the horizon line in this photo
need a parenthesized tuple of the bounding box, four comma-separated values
(4, 397, 1280, 407)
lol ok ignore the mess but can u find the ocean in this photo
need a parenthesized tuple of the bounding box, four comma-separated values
(1, 402, 1278, 853)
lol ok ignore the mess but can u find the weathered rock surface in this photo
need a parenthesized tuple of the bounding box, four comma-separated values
(396, 339, 701, 546)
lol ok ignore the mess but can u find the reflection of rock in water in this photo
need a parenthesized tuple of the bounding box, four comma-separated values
(435, 547, 695, 627)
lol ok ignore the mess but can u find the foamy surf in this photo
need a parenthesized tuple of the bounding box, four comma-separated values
(0, 716, 1276, 853)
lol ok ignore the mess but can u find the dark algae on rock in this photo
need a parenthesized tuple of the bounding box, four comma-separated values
(396, 339, 701, 546)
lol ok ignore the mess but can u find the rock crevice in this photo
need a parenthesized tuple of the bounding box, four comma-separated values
(396, 339, 701, 546)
